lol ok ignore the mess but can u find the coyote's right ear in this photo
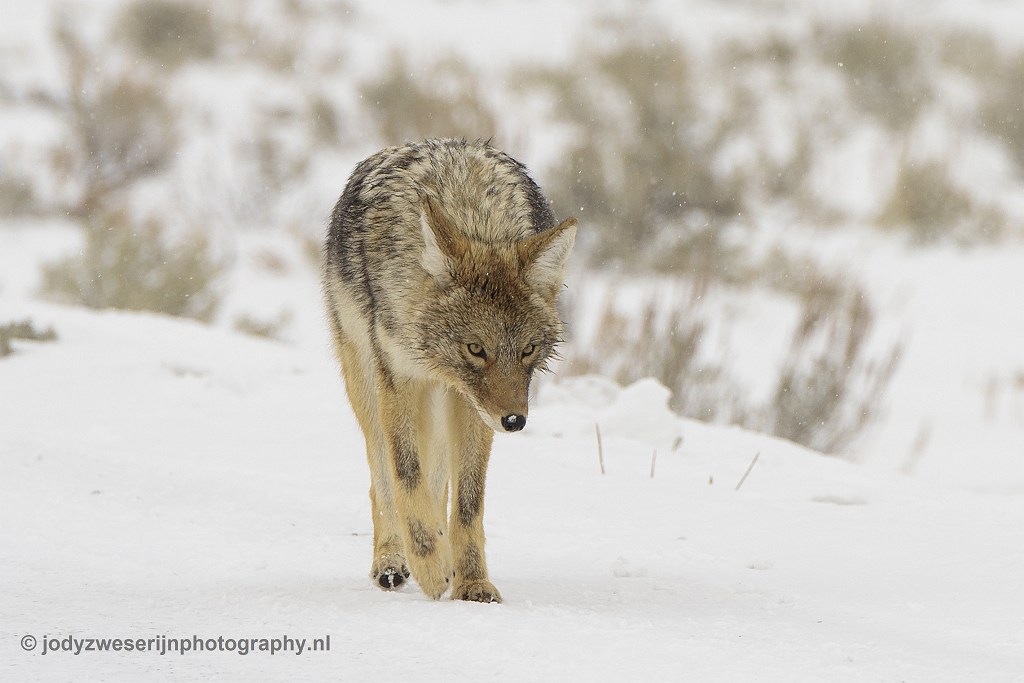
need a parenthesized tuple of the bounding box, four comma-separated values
(419, 196, 467, 286)
(520, 217, 578, 299)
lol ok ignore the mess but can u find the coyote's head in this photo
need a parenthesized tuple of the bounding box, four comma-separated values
(415, 196, 577, 433)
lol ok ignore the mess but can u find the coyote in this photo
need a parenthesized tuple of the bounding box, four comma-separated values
(322, 139, 577, 602)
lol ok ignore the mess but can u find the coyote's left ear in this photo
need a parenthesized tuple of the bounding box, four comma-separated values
(520, 217, 578, 299)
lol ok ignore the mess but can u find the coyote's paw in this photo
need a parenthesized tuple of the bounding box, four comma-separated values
(370, 553, 410, 591)
(409, 550, 453, 599)
(452, 579, 502, 604)
(405, 523, 453, 599)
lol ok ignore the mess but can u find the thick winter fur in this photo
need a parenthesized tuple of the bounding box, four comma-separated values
(322, 139, 577, 602)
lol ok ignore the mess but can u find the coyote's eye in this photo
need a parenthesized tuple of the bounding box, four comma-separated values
(521, 344, 536, 358)
(467, 342, 487, 359)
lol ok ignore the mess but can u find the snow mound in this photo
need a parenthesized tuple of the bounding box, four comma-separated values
(534, 375, 683, 453)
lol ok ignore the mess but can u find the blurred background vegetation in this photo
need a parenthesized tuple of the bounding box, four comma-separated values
(2, 0, 1022, 453)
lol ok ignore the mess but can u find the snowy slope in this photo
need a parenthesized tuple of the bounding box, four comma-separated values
(1, 302, 1021, 682)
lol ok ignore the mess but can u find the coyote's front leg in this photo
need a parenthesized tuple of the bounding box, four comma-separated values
(377, 375, 453, 599)
(448, 397, 501, 603)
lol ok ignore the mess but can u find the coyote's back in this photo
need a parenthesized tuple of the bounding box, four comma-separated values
(322, 139, 577, 601)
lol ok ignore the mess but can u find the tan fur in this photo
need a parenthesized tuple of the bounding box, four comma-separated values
(322, 139, 576, 602)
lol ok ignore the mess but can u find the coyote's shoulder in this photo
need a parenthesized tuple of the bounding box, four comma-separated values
(322, 138, 576, 601)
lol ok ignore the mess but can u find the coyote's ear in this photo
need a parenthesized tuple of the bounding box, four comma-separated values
(520, 217, 577, 299)
(419, 196, 466, 286)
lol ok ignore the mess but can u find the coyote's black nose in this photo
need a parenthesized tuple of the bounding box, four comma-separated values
(501, 414, 526, 432)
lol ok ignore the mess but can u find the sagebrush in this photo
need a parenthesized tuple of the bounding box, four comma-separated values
(0, 320, 57, 358)
(41, 207, 221, 321)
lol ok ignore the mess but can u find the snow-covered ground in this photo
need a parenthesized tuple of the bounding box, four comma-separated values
(1, 302, 1021, 681)
(3, 0, 1024, 679)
